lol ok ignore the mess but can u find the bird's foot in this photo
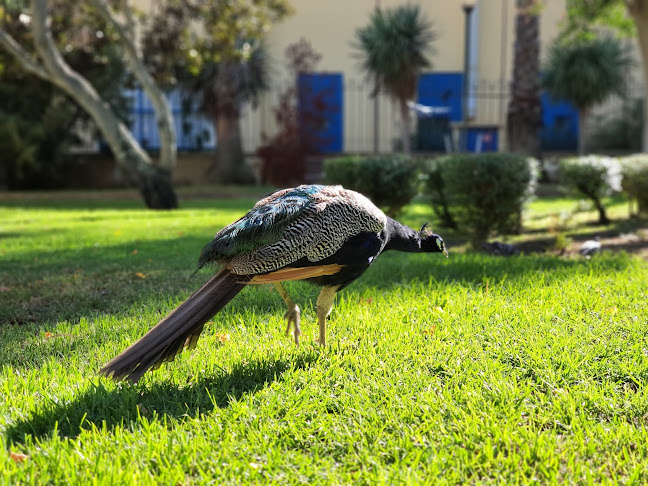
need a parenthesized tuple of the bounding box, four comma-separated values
(284, 304, 301, 346)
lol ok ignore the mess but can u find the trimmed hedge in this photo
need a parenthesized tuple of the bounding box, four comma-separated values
(419, 158, 457, 229)
(619, 153, 648, 216)
(323, 155, 418, 216)
(559, 155, 622, 224)
(422, 153, 538, 245)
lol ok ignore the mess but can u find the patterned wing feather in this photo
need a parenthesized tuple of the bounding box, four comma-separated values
(198, 186, 324, 267)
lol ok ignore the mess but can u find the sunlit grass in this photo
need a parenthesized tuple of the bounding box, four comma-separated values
(1, 193, 648, 483)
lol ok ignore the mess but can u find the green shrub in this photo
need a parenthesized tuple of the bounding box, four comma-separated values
(323, 155, 418, 215)
(588, 98, 643, 152)
(619, 153, 648, 216)
(419, 158, 457, 229)
(422, 153, 538, 246)
(559, 155, 621, 224)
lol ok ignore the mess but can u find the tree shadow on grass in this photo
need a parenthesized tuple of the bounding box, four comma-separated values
(0, 196, 264, 211)
(0, 235, 212, 327)
(4, 350, 320, 445)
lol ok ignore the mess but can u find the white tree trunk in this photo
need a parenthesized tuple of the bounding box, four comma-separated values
(0, 0, 178, 208)
(28, 0, 147, 168)
(627, 0, 648, 152)
(89, 0, 176, 171)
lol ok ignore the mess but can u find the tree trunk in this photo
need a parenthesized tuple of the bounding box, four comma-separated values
(0, 0, 179, 209)
(577, 107, 588, 155)
(208, 111, 255, 184)
(506, 0, 542, 157)
(594, 197, 610, 225)
(626, 1, 648, 152)
(399, 99, 412, 153)
(136, 165, 178, 209)
(580, 185, 609, 224)
(27, 0, 178, 209)
(88, 0, 177, 173)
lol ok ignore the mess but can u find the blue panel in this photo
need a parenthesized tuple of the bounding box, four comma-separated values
(298, 73, 343, 153)
(541, 93, 579, 151)
(124, 88, 216, 151)
(467, 127, 498, 152)
(417, 72, 463, 122)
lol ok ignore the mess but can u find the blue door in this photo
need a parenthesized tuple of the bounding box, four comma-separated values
(417, 72, 463, 122)
(298, 73, 343, 153)
(416, 73, 463, 151)
(540, 93, 579, 151)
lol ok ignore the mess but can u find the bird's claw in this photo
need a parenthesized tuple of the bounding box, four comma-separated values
(284, 304, 301, 346)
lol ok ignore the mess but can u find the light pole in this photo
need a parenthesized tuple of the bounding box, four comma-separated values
(462, 0, 476, 152)
(373, 0, 381, 153)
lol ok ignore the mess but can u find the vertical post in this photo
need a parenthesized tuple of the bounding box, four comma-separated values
(373, 0, 381, 153)
(499, 0, 509, 136)
(462, 1, 475, 152)
(373, 83, 380, 153)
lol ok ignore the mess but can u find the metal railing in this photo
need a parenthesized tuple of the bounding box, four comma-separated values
(70, 75, 644, 155)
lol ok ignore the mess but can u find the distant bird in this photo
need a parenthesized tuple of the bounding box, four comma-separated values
(100, 185, 448, 383)
(482, 241, 520, 257)
(578, 236, 601, 257)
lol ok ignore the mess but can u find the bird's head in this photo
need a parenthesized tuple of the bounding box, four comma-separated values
(419, 223, 448, 257)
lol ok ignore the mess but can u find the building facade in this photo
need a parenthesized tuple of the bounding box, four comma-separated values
(125, 1, 597, 156)
(238, 0, 569, 154)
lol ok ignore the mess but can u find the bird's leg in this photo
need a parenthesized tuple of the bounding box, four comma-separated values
(315, 285, 340, 347)
(273, 282, 301, 345)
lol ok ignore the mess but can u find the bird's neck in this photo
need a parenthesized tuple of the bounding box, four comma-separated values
(384, 218, 421, 253)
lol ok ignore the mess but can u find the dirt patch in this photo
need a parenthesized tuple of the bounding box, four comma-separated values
(588, 231, 648, 259)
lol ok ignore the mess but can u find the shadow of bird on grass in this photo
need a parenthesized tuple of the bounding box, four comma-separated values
(4, 351, 320, 445)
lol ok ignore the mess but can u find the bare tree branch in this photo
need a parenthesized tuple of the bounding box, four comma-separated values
(29, 0, 157, 171)
(0, 0, 178, 208)
(0, 28, 49, 79)
(87, 0, 177, 170)
(122, 0, 139, 43)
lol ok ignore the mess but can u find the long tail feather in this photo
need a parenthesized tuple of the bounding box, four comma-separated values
(99, 268, 248, 383)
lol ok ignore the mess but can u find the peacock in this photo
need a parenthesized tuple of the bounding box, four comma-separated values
(100, 184, 448, 383)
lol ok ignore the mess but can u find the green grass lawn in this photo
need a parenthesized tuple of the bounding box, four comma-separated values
(2, 192, 648, 484)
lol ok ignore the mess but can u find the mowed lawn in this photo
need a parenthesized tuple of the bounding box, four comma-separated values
(2, 194, 648, 484)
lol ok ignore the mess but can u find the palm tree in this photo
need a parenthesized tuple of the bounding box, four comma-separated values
(543, 34, 634, 155)
(140, 0, 290, 185)
(506, 0, 542, 157)
(354, 5, 436, 153)
(184, 45, 269, 183)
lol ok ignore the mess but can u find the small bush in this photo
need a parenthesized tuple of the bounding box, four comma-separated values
(419, 158, 457, 229)
(559, 155, 621, 224)
(619, 153, 648, 216)
(323, 155, 418, 215)
(423, 153, 538, 246)
(588, 98, 643, 152)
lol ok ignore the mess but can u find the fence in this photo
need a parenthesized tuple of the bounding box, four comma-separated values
(72, 74, 645, 155)
(239, 75, 510, 154)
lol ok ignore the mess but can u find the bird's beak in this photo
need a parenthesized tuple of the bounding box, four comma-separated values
(443, 249, 449, 258)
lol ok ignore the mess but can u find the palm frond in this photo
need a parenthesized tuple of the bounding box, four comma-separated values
(353, 5, 436, 100)
(542, 34, 634, 110)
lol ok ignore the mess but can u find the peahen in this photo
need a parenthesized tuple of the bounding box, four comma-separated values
(100, 185, 448, 383)
(578, 236, 601, 257)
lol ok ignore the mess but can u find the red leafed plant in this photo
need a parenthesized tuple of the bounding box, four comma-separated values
(257, 39, 329, 186)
